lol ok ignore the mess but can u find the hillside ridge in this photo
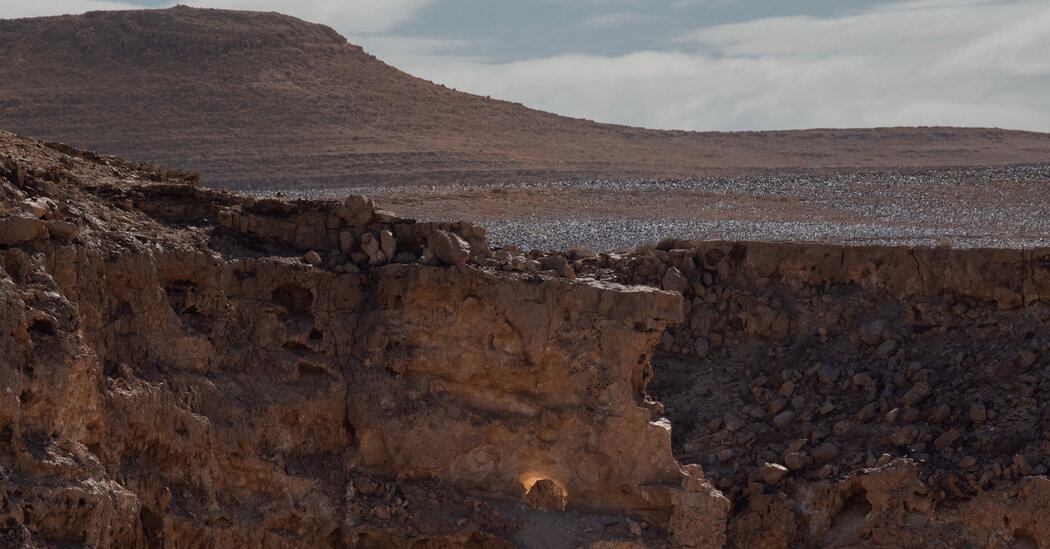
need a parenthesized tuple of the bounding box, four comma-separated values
(2, 7, 1050, 189)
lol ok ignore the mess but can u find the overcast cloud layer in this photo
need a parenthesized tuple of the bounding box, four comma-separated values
(4, 0, 1049, 132)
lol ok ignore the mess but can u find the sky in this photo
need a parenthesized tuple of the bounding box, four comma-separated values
(4, 0, 1050, 132)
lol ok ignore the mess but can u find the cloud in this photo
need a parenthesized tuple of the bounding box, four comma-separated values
(581, 12, 667, 29)
(381, 0, 1050, 131)
(0, 0, 143, 18)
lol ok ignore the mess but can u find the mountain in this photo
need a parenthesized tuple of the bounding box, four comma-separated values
(2, 6, 1050, 189)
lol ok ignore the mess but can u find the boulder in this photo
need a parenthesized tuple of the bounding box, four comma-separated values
(428, 230, 470, 265)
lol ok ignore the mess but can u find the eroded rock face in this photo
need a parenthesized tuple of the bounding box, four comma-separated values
(0, 130, 726, 548)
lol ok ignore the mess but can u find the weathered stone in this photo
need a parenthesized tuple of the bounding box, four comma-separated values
(361, 233, 382, 264)
(0, 214, 45, 244)
(968, 403, 987, 423)
(342, 194, 375, 225)
(811, 443, 839, 464)
(662, 267, 690, 294)
(873, 338, 899, 359)
(379, 229, 397, 259)
(749, 463, 788, 485)
(994, 287, 1022, 310)
(339, 230, 356, 254)
(902, 382, 931, 407)
(428, 229, 470, 265)
(47, 220, 79, 240)
(929, 403, 951, 424)
(934, 429, 962, 451)
(723, 413, 746, 432)
(523, 479, 567, 511)
(817, 363, 840, 385)
(859, 319, 888, 345)
(694, 337, 710, 359)
(857, 402, 877, 422)
(540, 255, 576, 279)
(302, 250, 323, 266)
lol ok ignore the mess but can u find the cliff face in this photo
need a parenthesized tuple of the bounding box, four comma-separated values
(0, 130, 727, 548)
(573, 241, 1050, 547)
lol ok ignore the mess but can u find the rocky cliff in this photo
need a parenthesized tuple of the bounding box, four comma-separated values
(3, 128, 1050, 549)
(0, 130, 727, 548)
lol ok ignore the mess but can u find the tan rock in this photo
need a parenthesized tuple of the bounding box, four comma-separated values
(428, 229, 470, 265)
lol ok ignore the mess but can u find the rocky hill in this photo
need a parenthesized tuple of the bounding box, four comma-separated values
(3, 7, 1050, 189)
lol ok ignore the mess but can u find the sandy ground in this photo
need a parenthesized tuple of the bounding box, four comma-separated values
(279, 165, 1050, 251)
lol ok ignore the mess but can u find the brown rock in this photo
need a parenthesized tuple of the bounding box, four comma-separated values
(783, 452, 805, 470)
(342, 195, 375, 225)
(857, 402, 877, 422)
(749, 463, 789, 485)
(47, 220, 79, 240)
(0, 214, 45, 244)
(873, 338, 899, 359)
(540, 254, 576, 279)
(662, 267, 690, 293)
(968, 403, 987, 423)
(339, 230, 356, 254)
(302, 250, 323, 266)
(859, 319, 888, 345)
(929, 403, 951, 424)
(694, 337, 710, 359)
(812, 443, 839, 464)
(1013, 455, 1033, 476)
(361, 233, 383, 264)
(523, 479, 567, 511)
(428, 229, 471, 265)
(379, 229, 397, 259)
(902, 382, 931, 407)
(773, 410, 796, 427)
(934, 429, 962, 451)
(993, 287, 1022, 310)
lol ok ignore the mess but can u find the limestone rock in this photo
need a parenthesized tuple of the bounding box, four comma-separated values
(428, 229, 470, 265)
(361, 232, 383, 264)
(379, 229, 397, 259)
(662, 267, 689, 293)
(341, 194, 375, 225)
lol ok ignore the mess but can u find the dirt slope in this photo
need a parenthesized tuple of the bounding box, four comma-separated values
(2, 6, 1050, 189)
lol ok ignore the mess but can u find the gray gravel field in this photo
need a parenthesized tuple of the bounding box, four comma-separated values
(273, 165, 1050, 252)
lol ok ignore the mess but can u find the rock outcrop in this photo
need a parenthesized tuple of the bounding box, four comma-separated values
(0, 130, 727, 547)
(540, 239, 1050, 547)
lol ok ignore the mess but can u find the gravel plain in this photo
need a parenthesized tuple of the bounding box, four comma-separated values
(277, 165, 1050, 252)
